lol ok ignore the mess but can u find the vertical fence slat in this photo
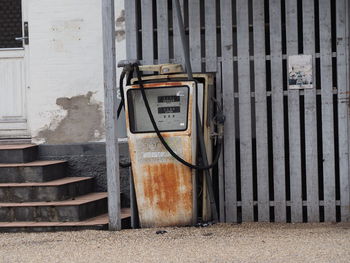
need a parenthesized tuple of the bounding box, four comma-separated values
(141, 0, 154, 65)
(172, 0, 184, 65)
(157, 0, 170, 63)
(348, 0, 350, 222)
(216, 61, 226, 222)
(253, 0, 269, 222)
(221, 0, 237, 223)
(336, 0, 350, 222)
(319, 0, 336, 222)
(205, 0, 217, 72)
(125, 0, 138, 59)
(237, 0, 253, 222)
(269, 0, 286, 222)
(103, 0, 121, 231)
(303, 0, 319, 222)
(286, 0, 302, 223)
(189, 0, 201, 72)
(125, 0, 140, 229)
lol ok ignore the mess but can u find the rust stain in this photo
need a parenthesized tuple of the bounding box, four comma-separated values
(132, 82, 186, 89)
(129, 131, 191, 138)
(142, 162, 192, 217)
(178, 164, 193, 212)
(128, 141, 136, 164)
(130, 73, 213, 86)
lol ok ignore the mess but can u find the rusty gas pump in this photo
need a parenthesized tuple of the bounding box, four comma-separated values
(117, 62, 224, 228)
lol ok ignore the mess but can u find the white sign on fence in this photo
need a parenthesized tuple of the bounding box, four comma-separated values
(288, 55, 313, 89)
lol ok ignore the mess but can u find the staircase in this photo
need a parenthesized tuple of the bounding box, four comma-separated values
(0, 144, 130, 231)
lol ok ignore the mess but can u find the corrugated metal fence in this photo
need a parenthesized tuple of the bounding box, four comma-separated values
(125, 0, 350, 223)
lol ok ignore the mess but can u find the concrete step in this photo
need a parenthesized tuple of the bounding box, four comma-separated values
(0, 192, 108, 222)
(0, 177, 94, 202)
(0, 139, 32, 145)
(0, 144, 38, 163)
(0, 160, 67, 183)
(0, 210, 131, 232)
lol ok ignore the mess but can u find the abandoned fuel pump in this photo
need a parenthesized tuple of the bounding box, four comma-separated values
(118, 62, 224, 228)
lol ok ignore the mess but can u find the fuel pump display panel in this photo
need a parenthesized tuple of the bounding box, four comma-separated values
(158, 95, 180, 103)
(127, 86, 189, 133)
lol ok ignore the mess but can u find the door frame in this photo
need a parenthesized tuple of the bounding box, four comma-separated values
(0, 0, 30, 140)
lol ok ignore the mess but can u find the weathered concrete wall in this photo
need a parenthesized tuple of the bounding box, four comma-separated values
(37, 92, 104, 144)
(27, 0, 126, 144)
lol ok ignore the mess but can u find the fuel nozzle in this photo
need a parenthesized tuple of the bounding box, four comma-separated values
(117, 59, 140, 68)
(117, 59, 140, 73)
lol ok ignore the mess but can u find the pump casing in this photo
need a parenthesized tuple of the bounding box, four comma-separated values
(124, 72, 214, 228)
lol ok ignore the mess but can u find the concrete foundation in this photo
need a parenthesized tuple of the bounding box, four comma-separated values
(38, 142, 131, 206)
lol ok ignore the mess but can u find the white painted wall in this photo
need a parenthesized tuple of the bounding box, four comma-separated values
(27, 0, 126, 144)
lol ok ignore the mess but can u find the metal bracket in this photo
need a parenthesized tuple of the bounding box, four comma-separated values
(139, 64, 184, 75)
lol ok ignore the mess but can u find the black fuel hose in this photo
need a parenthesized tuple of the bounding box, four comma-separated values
(117, 70, 126, 118)
(134, 64, 222, 170)
(117, 68, 134, 118)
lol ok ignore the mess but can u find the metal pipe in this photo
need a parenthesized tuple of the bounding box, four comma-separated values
(174, 0, 194, 80)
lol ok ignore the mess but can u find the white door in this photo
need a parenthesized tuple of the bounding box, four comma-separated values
(0, 0, 29, 139)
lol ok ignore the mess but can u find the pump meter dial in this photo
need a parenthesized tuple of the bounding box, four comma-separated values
(127, 86, 190, 133)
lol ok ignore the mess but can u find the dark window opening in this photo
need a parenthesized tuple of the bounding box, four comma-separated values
(0, 0, 23, 49)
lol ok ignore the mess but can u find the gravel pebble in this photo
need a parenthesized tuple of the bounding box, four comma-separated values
(1, 223, 350, 263)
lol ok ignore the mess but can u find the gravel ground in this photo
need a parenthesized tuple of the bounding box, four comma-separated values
(1, 223, 350, 263)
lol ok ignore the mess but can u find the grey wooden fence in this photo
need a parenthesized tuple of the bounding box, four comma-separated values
(125, 0, 350, 223)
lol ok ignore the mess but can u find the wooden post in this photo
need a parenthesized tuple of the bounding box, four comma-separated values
(102, 0, 121, 230)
